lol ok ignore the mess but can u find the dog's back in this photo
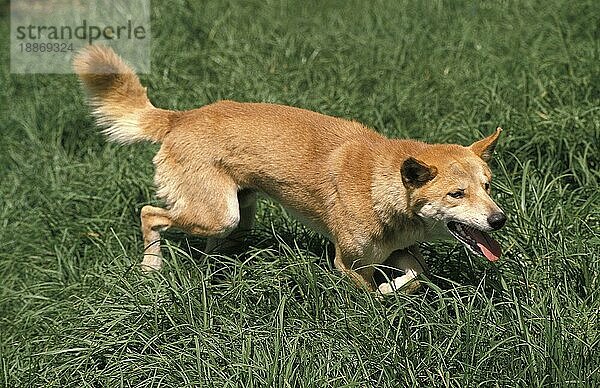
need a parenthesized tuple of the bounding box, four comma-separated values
(74, 46, 385, 237)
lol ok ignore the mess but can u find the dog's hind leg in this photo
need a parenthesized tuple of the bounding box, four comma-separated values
(140, 205, 173, 272)
(141, 170, 242, 270)
(205, 190, 257, 253)
(378, 245, 425, 295)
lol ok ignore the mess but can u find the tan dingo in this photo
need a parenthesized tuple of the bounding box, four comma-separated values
(74, 46, 506, 295)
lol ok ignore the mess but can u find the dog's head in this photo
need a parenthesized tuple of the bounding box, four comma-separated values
(402, 128, 506, 261)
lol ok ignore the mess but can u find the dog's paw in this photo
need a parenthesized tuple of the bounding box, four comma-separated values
(401, 279, 421, 294)
(378, 282, 395, 295)
(140, 254, 162, 272)
(378, 275, 421, 295)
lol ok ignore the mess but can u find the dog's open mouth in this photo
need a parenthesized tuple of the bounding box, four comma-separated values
(447, 221, 502, 261)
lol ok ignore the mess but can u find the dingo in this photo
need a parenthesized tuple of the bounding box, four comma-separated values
(74, 46, 506, 294)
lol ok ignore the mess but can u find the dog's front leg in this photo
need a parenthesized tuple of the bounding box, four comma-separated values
(378, 245, 425, 295)
(333, 246, 377, 292)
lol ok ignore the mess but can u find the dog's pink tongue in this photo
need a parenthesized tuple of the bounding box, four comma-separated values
(471, 229, 502, 262)
(478, 241, 501, 262)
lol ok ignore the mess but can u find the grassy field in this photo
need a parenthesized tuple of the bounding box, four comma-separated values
(1, 0, 599, 386)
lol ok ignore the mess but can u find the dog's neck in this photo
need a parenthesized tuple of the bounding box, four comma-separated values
(370, 140, 447, 246)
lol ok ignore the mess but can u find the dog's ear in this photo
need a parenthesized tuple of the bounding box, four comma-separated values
(470, 127, 502, 162)
(401, 157, 437, 188)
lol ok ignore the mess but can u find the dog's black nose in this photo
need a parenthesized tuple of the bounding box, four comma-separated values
(488, 212, 507, 230)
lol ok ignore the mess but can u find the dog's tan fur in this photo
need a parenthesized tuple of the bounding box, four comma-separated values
(74, 46, 505, 294)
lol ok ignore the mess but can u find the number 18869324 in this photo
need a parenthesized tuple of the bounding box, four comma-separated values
(18, 42, 74, 53)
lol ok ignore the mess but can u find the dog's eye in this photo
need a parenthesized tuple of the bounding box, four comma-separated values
(484, 182, 490, 191)
(448, 190, 465, 199)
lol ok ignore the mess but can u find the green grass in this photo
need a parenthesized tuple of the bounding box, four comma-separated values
(1, 0, 599, 386)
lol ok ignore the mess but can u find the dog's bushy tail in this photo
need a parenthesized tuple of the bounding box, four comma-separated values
(73, 45, 173, 144)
